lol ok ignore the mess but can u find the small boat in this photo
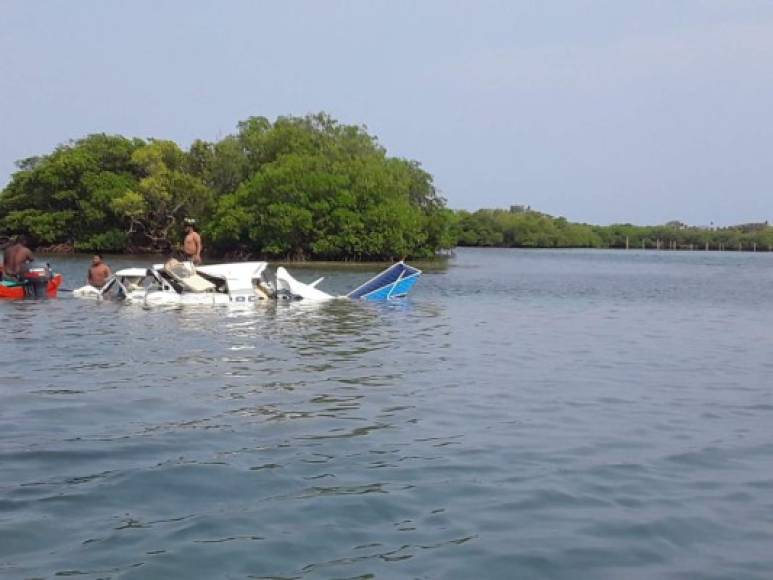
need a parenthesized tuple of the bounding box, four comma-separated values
(0, 265, 64, 299)
(74, 260, 422, 306)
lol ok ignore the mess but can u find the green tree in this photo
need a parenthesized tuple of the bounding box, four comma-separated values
(0, 134, 143, 249)
(1, 114, 453, 259)
(111, 140, 213, 251)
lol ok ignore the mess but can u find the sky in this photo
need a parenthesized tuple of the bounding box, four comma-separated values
(1, 0, 772, 226)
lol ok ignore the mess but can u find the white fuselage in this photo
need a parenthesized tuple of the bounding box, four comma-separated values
(73, 260, 420, 306)
(74, 262, 274, 307)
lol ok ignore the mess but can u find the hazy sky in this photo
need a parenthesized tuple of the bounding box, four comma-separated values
(2, 1, 772, 225)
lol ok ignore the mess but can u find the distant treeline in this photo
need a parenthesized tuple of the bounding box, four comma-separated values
(455, 208, 773, 251)
(2, 116, 771, 258)
(0, 113, 454, 260)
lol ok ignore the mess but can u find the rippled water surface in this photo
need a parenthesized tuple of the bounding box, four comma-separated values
(3, 248, 773, 579)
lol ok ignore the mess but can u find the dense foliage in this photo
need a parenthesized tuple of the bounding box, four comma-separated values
(453, 209, 773, 251)
(453, 209, 603, 248)
(4, 117, 771, 257)
(0, 114, 453, 259)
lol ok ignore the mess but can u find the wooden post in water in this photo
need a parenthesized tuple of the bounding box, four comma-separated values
(705, 240, 709, 251)
(626, 236, 629, 250)
(754, 242, 757, 252)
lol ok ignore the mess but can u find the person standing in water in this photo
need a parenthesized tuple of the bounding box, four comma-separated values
(183, 220, 203, 265)
(87, 254, 112, 288)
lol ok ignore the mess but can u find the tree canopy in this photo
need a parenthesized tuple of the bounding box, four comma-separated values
(0, 113, 453, 259)
(451, 208, 773, 251)
(3, 116, 770, 257)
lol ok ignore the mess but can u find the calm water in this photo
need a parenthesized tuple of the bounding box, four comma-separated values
(2, 248, 773, 579)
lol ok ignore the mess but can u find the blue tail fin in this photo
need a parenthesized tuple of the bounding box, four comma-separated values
(346, 261, 422, 301)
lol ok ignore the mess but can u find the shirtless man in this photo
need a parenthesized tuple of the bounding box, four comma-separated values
(183, 223, 202, 265)
(87, 254, 112, 288)
(2, 235, 34, 280)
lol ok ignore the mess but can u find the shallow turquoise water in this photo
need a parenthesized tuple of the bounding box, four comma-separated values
(2, 248, 773, 579)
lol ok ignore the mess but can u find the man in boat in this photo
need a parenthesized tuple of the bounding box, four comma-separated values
(183, 220, 202, 265)
(87, 254, 112, 288)
(2, 235, 34, 281)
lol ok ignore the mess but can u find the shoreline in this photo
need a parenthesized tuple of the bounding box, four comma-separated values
(30, 251, 450, 270)
(32, 245, 773, 259)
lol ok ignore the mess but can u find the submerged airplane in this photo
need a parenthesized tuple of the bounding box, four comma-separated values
(74, 260, 422, 306)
